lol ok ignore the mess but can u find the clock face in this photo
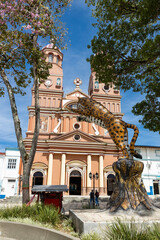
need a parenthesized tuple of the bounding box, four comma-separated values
(45, 79, 52, 87)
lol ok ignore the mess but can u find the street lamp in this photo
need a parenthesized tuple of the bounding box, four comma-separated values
(89, 172, 99, 208)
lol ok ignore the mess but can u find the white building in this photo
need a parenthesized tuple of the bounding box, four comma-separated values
(0, 152, 5, 198)
(135, 146, 160, 195)
(0, 148, 20, 198)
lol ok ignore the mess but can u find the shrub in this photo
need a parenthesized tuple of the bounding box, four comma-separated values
(32, 204, 60, 225)
(148, 223, 160, 240)
(0, 204, 60, 226)
(103, 218, 151, 240)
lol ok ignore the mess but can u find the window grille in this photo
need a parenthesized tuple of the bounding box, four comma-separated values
(7, 159, 17, 169)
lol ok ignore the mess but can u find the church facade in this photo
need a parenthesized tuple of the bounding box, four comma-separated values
(22, 44, 124, 196)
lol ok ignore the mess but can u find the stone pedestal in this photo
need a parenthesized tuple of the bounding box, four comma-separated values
(107, 158, 152, 212)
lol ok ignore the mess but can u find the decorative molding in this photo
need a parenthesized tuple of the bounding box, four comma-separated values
(53, 119, 61, 133)
(50, 74, 63, 77)
(68, 166, 83, 176)
(31, 168, 46, 176)
(92, 123, 99, 135)
(105, 171, 115, 179)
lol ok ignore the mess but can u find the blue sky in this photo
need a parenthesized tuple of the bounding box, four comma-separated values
(0, 0, 159, 152)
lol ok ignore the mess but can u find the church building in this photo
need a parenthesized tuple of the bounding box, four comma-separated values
(22, 44, 124, 196)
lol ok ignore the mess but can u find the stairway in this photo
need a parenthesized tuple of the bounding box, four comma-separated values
(0, 194, 110, 213)
(63, 196, 110, 214)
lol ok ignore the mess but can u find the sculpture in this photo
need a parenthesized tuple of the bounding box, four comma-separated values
(66, 97, 152, 212)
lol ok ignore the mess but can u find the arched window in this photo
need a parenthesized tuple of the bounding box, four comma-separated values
(32, 171, 43, 186)
(48, 53, 53, 63)
(56, 78, 61, 86)
(95, 80, 99, 89)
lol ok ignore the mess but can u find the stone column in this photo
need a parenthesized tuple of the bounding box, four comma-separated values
(69, 116, 73, 132)
(87, 155, 92, 193)
(66, 117, 69, 132)
(82, 166, 86, 195)
(63, 116, 66, 132)
(60, 153, 66, 185)
(47, 153, 53, 185)
(99, 155, 104, 194)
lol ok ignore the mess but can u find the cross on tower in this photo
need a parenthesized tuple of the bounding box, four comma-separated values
(74, 78, 82, 89)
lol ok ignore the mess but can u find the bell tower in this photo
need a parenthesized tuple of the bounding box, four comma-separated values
(27, 44, 64, 136)
(31, 43, 64, 109)
(88, 70, 122, 117)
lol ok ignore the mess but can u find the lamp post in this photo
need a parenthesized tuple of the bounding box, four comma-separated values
(89, 172, 99, 208)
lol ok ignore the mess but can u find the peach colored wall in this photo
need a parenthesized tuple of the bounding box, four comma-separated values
(53, 117, 58, 132)
(103, 155, 118, 169)
(52, 154, 61, 184)
(27, 116, 32, 131)
(66, 154, 87, 163)
(33, 152, 48, 166)
(91, 155, 99, 188)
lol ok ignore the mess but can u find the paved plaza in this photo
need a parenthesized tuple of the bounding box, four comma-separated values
(1, 195, 160, 235)
(69, 203, 160, 234)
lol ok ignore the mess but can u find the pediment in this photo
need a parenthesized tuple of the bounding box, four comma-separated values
(62, 89, 89, 109)
(51, 130, 103, 143)
(65, 89, 88, 99)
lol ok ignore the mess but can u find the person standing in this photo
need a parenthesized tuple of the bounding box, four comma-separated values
(90, 189, 94, 207)
(95, 190, 99, 206)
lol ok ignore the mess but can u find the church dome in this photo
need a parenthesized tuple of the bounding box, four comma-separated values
(42, 43, 62, 53)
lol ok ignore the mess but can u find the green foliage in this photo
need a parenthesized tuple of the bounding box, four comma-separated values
(81, 232, 102, 240)
(0, 0, 71, 204)
(0, 204, 60, 226)
(149, 223, 160, 240)
(0, 0, 71, 96)
(103, 218, 149, 240)
(61, 217, 75, 232)
(61, 217, 79, 237)
(86, 0, 160, 133)
(103, 218, 160, 240)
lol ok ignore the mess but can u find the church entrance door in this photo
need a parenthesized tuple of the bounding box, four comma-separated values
(69, 170, 81, 195)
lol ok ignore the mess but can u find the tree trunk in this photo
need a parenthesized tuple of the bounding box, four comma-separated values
(0, 35, 40, 204)
(22, 164, 30, 204)
(21, 34, 40, 204)
(107, 158, 152, 212)
(0, 69, 27, 162)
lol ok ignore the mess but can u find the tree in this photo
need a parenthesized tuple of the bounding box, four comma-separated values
(86, 0, 160, 133)
(0, 0, 71, 204)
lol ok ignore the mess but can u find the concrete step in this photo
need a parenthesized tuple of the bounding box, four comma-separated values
(63, 195, 109, 203)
